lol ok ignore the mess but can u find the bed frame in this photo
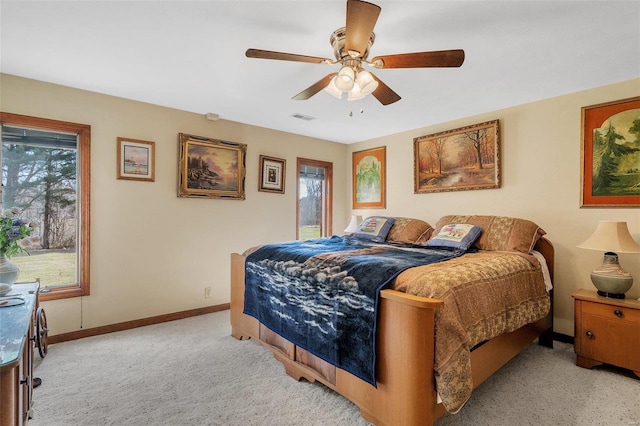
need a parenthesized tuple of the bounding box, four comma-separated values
(230, 237, 554, 425)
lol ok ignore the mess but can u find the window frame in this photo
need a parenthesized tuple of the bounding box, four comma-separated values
(296, 157, 333, 239)
(0, 112, 91, 301)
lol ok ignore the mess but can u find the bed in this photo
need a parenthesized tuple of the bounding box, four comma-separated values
(230, 215, 554, 425)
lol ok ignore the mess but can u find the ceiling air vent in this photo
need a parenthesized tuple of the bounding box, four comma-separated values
(291, 113, 316, 121)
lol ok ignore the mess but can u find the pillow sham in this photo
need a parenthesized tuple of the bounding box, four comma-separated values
(385, 217, 433, 244)
(426, 223, 483, 250)
(353, 216, 396, 242)
(432, 215, 546, 253)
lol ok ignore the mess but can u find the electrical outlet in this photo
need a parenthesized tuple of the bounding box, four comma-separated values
(204, 287, 212, 298)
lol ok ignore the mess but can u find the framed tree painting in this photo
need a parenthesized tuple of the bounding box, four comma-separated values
(117, 137, 155, 182)
(414, 120, 501, 193)
(580, 96, 640, 207)
(177, 133, 246, 199)
(352, 146, 386, 209)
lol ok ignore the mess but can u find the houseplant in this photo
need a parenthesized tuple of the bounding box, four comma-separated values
(0, 207, 34, 284)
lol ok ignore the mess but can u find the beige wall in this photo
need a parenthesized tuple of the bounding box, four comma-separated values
(2, 73, 639, 337)
(347, 78, 640, 336)
(0, 74, 348, 335)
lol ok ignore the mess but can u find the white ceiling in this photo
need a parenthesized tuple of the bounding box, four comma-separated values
(1, 1, 639, 144)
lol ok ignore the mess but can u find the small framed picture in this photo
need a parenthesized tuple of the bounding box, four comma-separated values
(259, 155, 286, 194)
(117, 137, 155, 182)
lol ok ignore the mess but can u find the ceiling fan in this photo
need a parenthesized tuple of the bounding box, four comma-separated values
(246, 0, 465, 106)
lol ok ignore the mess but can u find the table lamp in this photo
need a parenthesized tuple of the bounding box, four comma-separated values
(344, 215, 362, 234)
(577, 221, 640, 299)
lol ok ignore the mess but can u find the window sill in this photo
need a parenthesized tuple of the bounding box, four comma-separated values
(39, 286, 88, 302)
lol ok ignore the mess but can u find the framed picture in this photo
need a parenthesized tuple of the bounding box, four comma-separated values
(580, 96, 640, 207)
(259, 155, 286, 194)
(352, 146, 386, 209)
(414, 119, 501, 194)
(117, 137, 155, 182)
(177, 133, 246, 199)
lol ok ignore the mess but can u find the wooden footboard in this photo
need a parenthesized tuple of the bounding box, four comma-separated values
(231, 253, 446, 424)
(230, 237, 554, 425)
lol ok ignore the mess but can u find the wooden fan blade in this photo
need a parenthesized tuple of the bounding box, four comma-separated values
(292, 73, 338, 100)
(246, 48, 332, 64)
(371, 49, 465, 69)
(345, 0, 381, 57)
(370, 73, 401, 106)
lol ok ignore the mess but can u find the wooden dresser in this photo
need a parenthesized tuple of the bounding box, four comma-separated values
(0, 282, 40, 426)
(573, 288, 640, 377)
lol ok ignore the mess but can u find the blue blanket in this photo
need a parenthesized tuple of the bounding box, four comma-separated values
(243, 236, 464, 386)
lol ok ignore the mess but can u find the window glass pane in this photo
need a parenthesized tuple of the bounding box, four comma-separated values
(297, 158, 332, 240)
(2, 125, 78, 288)
(298, 176, 325, 239)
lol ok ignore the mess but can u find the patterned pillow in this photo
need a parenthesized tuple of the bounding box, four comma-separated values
(432, 215, 546, 253)
(386, 217, 433, 244)
(353, 216, 396, 242)
(426, 224, 483, 250)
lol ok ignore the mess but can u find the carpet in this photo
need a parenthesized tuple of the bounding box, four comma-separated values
(30, 310, 639, 426)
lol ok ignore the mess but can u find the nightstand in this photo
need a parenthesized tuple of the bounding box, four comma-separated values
(573, 289, 640, 378)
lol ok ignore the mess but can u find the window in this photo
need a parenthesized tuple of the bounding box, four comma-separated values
(0, 112, 90, 300)
(296, 158, 332, 239)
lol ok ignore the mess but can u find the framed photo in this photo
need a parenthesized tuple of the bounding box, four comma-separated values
(177, 133, 246, 199)
(259, 155, 286, 194)
(117, 137, 155, 182)
(352, 146, 386, 209)
(580, 96, 640, 207)
(414, 119, 501, 194)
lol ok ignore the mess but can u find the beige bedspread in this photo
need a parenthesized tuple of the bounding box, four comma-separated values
(392, 250, 551, 413)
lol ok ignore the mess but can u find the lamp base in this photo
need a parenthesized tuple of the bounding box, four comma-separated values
(590, 252, 633, 299)
(596, 290, 626, 299)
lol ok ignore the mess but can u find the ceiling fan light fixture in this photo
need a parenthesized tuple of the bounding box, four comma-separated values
(356, 70, 378, 95)
(335, 65, 355, 91)
(324, 76, 344, 99)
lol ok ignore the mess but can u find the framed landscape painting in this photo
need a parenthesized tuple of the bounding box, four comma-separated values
(177, 133, 246, 199)
(580, 96, 640, 207)
(414, 120, 501, 194)
(352, 146, 386, 209)
(117, 137, 155, 182)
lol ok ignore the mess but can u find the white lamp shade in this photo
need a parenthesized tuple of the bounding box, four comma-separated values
(324, 77, 343, 99)
(577, 221, 640, 253)
(347, 82, 365, 101)
(335, 66, 355, 91)
(344, 215, 362, 233)
(356, 70, 378, 95)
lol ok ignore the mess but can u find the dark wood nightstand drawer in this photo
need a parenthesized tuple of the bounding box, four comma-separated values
(582, 301, 640, 323)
